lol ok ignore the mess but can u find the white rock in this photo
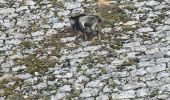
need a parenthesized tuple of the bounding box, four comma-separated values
(77, 0, 84, 2)
(111, 59, 124, 66)
(25, 0, 36, 5)
(79, 88, 99, 97)
(122, 82, 146, 90)
(0, 8, 15, 14)
(0, 34, 6, 39)
(52, 22, 65, 29)
(102, 28, 112, 33)
(16, 6, 28, 12)
(103, 85, 112, 93)
(41, 25, 51, 29)
(60, 37, 76, 43)
(6, 39, 21, 45)
(124, 21, 137, 26)
(63, 73, 73, 78)
(114, 90, 136, 99)
(160, 84, 170, 92)
(138, 27, 153, 33)
(58, 10, 71, 17)
(146, 63, 166, 73)
(165, 0, 170, 4)
(51, 93, 66, 100)
(84, 45, 101, 51)
(17, 73, 32, 79)
(59, 85, 71, 92)
(146, 1, 159, 6)
(96, 95, 109, 100)
(0, 0, 5, 3)
(165, 51, 170, 57)
(86, 80, 104, 88)
(131, 68, 147, 76)
(165, 18, 170, 25)
(12, 65, 26, 72)
(16, 19, 28, 27)
(32, 82, 47, 89)
(65, 2, 81, 9)
(46, 29, 57, 36)
(2, 22, 11, 28)
(136, 88, 150, 97)
(78, 75, 90, 83)
(31, 30, 44, 36)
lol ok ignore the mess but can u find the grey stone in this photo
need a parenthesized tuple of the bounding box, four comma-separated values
(65, 2, 81, 9)
(101, 28, 112, 33)
(146, 1, 159, 6)
(156, 58, 170, 63)
(124, 21, 138, 26)
(122, 82, 146, 90)
(58, 10, 71, 17)
(146, 63, 166, 73)
(136, 88, 150, 97)
(141, 73, 156, 81)
(63, 73, 73, 78)
(32, 82, 47, 89)
(123, 41, 140, 48)
(52, 22, 65, 29)
(12, 65, 26, 72)
(0, 8, 15, 14)
(165, 51, 170, 57)
(146, 80, 164, 87)
(131, 68, 147, 76)
(31, 31, 44, 37)
(0, 34, 6, 40)
(160, 84, 170, 92)
(86, 80, 104, 88)
(113, 90, 136, 99)
(145, 48, 159, 54)
(51, 93, 66, 100)
(111, 59, 124, 66)
(46, 29, 57, 36)
(59, 85, 71, 92)
(60, 37, 76, 43)
(157, 71, 170, 79)
(138, 27, 153, 33)
(84, 45, 101, 51)
(138, 61, 155, 68)
(156, 25, 170, 31)
(96, 95, 109, 100)
(113, 71, 130, 78)
(16, 19, 28, 27)
(103, 85, 112, 93)
(157, 94, 169, 99)
(79, 88, 99, 98)
(16, 6, 29, 12)
(165, 18, 170, 25)
(165, 0, 170, 4)
(17, 73, 32, 79)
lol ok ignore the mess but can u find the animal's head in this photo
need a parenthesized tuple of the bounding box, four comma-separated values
(69, 16, 76, 25)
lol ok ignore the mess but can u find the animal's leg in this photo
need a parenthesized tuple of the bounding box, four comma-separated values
(83, 33, 88, 40)
(79, 21, 88, 40)
(75, 31, 82, 40)
(91, 23, 97, 32)
(98, 32, 101, 41)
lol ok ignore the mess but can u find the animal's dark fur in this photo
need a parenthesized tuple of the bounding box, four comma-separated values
(70, 14, 101, 40)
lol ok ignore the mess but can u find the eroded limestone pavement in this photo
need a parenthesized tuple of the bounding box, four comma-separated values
(0, 0, 170, 99)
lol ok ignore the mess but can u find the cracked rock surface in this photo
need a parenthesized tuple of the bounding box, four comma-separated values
(0, 0, 170, 99)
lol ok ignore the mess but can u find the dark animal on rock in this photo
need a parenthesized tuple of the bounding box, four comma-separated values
(70, 14, 102, 40)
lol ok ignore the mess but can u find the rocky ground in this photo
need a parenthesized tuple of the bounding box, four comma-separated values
(0, 0, 170, 99)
